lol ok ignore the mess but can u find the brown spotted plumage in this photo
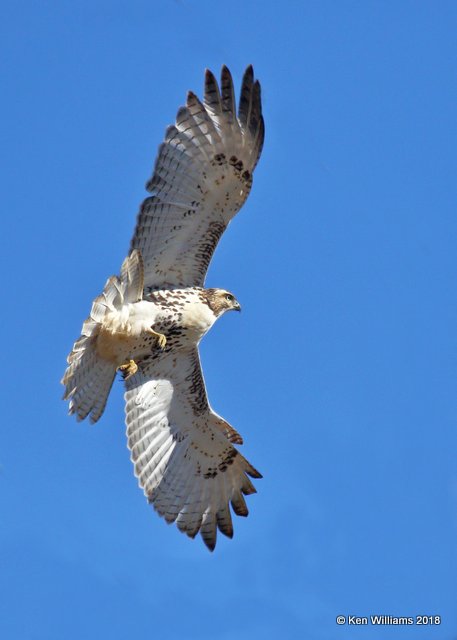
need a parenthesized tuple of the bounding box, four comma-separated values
(62, 66, 264, 551)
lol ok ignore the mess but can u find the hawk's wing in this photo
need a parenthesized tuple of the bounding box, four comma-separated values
(124, 348, 261, 550)
(130, 65, 264, 290)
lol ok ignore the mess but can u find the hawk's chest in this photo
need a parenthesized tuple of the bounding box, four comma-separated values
(179, 299, 216, 339)
(151, 290, 216, 344)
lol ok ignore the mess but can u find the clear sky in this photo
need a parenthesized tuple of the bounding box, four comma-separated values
(1, 1, 457, 638)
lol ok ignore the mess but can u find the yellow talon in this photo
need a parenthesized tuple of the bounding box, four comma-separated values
(147, 328, 167, 350)
(117, 359, 138, 379)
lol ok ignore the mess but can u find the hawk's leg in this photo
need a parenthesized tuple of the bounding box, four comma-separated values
(117, 359, 138, 379)
(146, 327, 167, 349)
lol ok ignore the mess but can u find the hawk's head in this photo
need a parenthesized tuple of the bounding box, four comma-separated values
(203, 288, 241, 317)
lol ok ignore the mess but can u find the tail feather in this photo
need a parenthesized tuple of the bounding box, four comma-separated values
(62, 250, 145, 424)
(89, 295, 108, 323)
(63, 346, 116, 423)
(103, 276, 124, 310)
(120, 249, 144, 303)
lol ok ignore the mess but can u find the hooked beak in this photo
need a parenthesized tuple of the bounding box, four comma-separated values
(234, 300, 241, 312)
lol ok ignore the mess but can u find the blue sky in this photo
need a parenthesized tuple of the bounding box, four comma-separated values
(2, 1, 457, 638)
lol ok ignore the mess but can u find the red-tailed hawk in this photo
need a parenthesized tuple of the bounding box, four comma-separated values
(62, 66, 264, 551)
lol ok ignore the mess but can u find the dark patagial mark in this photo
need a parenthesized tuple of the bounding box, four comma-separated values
(193, 220, 226, 276)
(185, 352, 208, 414)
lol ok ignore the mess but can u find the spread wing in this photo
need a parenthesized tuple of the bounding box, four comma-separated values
(124, 348, 261, 550)
(130, 65, 264, 290)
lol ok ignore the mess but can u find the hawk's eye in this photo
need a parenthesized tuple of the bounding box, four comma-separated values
(225, 294, 234, 302)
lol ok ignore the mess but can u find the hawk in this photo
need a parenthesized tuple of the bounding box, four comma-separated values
(62, 66, 264, 551)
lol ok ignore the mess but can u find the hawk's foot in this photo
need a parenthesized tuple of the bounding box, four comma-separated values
(146, 328, 167, 350)
(117, 359, 138, 379)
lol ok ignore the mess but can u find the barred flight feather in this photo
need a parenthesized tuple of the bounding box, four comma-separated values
(124, 347, 262, 550)
(131, 65, 264, 290)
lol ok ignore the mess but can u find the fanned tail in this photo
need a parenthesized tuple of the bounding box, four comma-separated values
(62, 251, 144, 423)
(62, 346, 116, 424)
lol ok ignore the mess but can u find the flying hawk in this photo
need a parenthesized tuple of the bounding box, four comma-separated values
(62, 66, 264, 551)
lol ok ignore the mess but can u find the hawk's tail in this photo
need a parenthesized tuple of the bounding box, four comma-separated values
(62, 341, 116, 424)
(62, 251, 144, 424)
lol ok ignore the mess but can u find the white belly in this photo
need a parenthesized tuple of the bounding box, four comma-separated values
(95, 300, 161, 364)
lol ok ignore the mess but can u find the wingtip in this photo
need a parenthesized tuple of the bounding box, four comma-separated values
(243, 64, 254, 82)
(221, 526, 234, 540)
(247, 464, 263, 479)
(187, 90, 197, 103)
(220, 64, 233, 80)
(203, 537, 217, 552)
(204, 67, 216, 82)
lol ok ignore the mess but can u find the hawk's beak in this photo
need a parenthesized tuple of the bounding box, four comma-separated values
(234, 301, 241, 312)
